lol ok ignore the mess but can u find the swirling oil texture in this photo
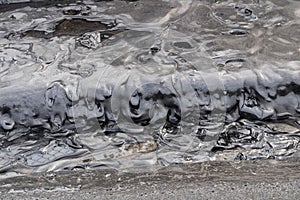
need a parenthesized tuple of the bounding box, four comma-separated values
(0, 0, 299, 175)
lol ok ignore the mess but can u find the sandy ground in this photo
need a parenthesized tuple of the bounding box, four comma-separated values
(1, 158, 300, 199)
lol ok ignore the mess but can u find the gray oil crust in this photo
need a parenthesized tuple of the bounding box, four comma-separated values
(0, 0, 299, 174)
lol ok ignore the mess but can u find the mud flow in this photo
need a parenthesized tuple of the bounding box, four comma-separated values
(0, 0, 299, 175)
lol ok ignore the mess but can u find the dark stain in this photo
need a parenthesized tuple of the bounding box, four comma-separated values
(228, 29, 248, 36)
(0, 0, 78, 13)
(20, 18, 123, 39)
(54, 18, 110, 36)
(173, 41, 193, 49)
(63, 9, 82, 15)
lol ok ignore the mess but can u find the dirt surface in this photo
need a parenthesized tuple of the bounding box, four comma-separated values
(1, 158, 300, 199)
